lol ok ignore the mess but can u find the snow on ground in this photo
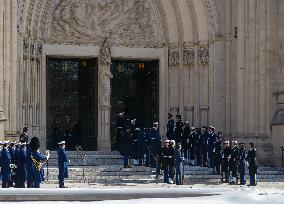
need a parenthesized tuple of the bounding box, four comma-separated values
(2, 183, 284, 204)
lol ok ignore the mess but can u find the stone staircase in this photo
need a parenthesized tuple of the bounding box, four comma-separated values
(44, 151, 284, 184)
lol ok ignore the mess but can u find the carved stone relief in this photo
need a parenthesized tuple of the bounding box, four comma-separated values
(168, 48, 180, 66)
(183, 47, 195, 66)
(198, 45, 209, 65)
(43, 0, 165, 47)
(99, 38, 113, 106)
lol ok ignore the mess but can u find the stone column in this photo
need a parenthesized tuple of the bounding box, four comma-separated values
(97, 38, 112, 150)
(0, 107, 7, 141)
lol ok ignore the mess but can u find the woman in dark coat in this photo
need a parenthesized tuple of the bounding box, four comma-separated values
(246, 142, 258, 186)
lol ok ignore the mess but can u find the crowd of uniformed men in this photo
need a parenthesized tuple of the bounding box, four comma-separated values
(0, 127, 69, 188)
(116, 112, 258, 186)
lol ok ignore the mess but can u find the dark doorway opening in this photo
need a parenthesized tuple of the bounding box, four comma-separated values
(46, 57, 98, 150)
(110, 60, 159, 149)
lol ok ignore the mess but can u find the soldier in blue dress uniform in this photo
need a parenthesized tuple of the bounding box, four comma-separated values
(182, 121, 190, 163)
(238, 143, 246, 185)
(162, 140, 170, 183)
(16, 142, 27, 188)
(29, 137, 49, 188)
(57, 141, 69, 188)
(26, 143, 33, 188)
(166, 113, 175, 140)
(1, 141, 11, 188)
(247, 142, 257, 186)
(8, 142, 16, 187)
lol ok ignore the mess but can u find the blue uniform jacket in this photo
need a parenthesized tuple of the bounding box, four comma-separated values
(57, 148, 68, 179)
(26, 146, 33, 181)
(1, 148, 11, 182)
(31, 151, 46, 184)
(16, 147, 27, 181)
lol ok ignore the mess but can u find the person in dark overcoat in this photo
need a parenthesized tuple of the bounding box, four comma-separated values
(19, 127, 29, 143)
(1, 141, 11, 188)
(182, 121, 190, 163)
(200, 126, 208, 167)
(208, 126, 217, 168)
(174, 115, 183, 144)
(166, 113, 175, 140)
(57, 141, 69, 188)
(30, 137, 49, 188)
(174, 143, 183, 185)
(238, 143, 246, 185)
(246, 142, 257, 186)
(229, 141, 238, 184)
(214, 133, 222, 175)
(222, 141, 231, 183)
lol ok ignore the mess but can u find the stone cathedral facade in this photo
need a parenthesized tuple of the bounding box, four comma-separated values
(0, 0, 283, 165)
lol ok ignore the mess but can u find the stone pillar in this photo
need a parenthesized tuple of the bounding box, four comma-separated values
(271, 91, 284, 166)
(97, 38, 112, 150)
(0, 107, 7, 141)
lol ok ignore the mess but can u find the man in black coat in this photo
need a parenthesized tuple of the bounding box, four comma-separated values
(222, 141, 230, 183)
(19, 127, 29, 143)
(174, 115, 183, 144)
(247, 142, 257, 186)
(166, 113, 175, 140)
(168, 140, 175, 184)
(200, 126, 208, 167)
(213, 132, 222, 175)
(238, 143, 246, 185)
(229, 141, 238, 184)
(182, 121, 190, 163)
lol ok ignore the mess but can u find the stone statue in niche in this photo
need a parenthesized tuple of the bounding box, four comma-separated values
(99, 37, 113, 106)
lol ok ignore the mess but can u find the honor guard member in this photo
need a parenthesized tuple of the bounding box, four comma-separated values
(247, 142, 258, 186)
(208, 126, 217, 168)
(16, 142, 27, 188)
(149, 122, 162, 173)
(8, 142, 16, 187)
(166, 113, 175, 140)
(26, 142, 33, 188)
(174, 143, 183, 185)
(182, 121, 190, 163)
(168, 140, 175, 184)
(238, 143, 246, 185)
(200, 126, 208, 167)
(213, 133, 222, 175)
(1, 141, 11, 188)
(122, 127, 131, 168)
(174, 115, 183, 144)
(229, 141, 238, 184)
(19, 127, 29, 143)
(30, 137, 50, 188)
(222, 141, 230, 183)
(162, 140, 170, 183)
(57, 141, 69, 188)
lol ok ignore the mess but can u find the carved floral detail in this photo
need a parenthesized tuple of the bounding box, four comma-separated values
(183, 47, 195, 66)
(198, 45, 209, 65)
(168, 48, 179, 66)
